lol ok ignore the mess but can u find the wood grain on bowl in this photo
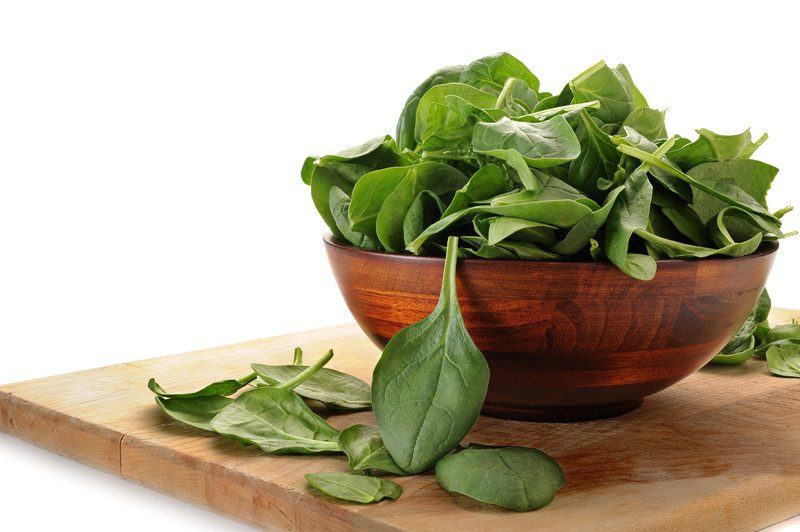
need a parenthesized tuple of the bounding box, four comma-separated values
(325, 235, 778, 421)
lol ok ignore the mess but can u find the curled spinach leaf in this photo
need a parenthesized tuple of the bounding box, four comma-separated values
(305, 472, 402, 503)
(338, 424, 404, 475)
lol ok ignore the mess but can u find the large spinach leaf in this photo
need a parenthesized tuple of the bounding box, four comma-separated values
(372, 237, 489, 474)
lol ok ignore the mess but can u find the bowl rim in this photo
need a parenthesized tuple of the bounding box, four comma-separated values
(323, 233, 779, 267)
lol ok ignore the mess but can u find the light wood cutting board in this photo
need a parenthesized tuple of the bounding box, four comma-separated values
(1, 309, 799, 531)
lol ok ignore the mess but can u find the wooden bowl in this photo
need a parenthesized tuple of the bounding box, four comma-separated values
(324, 235, 778, 421)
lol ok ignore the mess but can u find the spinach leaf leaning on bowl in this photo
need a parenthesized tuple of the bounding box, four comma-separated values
(371, 236, 489, 475)
(301, 52, 793, 280)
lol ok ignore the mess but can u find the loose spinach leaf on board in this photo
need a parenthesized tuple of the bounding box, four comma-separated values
(338, 424, 405, 475)
(210, 386, 341, 453)
(306, 472, 402, 503)
(251, 357, 372, 412)
(372, 237, 489, 474)
(435, 444, 564, 512)
(211, 352, 342, 453)
(766, 343, 800, 378)
(148, 372, 256, 399)
(155, 395, 233, 432)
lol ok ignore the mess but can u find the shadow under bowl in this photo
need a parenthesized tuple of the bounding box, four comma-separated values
(324, 235, 777, 421)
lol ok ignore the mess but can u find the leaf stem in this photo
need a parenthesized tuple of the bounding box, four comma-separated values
(238, 372, 257, 386)
(495, 77, 518, 109)
(276, 349, 333, 390)
(292, 347, 303, 365)
(440, 236, 460, 305)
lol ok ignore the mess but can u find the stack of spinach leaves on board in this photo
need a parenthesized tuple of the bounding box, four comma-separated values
(148, 251, 564, 513)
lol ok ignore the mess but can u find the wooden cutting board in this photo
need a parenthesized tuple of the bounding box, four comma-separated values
(1, 309, 799, 531)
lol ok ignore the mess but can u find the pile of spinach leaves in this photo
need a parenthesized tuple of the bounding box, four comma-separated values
(149, 238, 565, 511)
(302, 52, 793, 281)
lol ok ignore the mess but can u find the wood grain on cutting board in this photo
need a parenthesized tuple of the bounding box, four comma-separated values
(1, 308, 799, 531)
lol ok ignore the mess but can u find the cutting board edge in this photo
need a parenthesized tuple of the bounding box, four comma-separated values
(0, 389, 123, 476)
(119, 430, 401, 531)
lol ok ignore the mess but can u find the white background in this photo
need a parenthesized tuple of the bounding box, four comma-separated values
(1, 1, 798, 530)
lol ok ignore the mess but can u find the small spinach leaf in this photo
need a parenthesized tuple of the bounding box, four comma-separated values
(154, 395, 233, 432)
(338, 424, 405, 475)
(766, 343, 800, 378)
(148, 372, 256, 399)
(305, 472, 402, 503)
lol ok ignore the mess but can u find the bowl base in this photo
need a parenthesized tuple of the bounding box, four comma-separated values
(481, 398, 644, 422)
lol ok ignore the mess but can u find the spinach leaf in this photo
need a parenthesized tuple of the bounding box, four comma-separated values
(616, 144, 781, 223)
(763, 322, 800, 344)
(414, 83, 498, 149)
(552, 185, 623, 255)
(329, 186, 379, 249)
(711, 289, 771, 365)
(211, 352, 343, 453)
(711, 337, 756, 365)
(621, 107, 667, 141)
(634, 229, 762, 259)
(486, 217, 558, 247)
(397, 65, 465, 150)
(305, 472, 402, 503)
(569, 61, 633, 125)
(766, 343, 800, 378)
(348, 166, 414, 238)
(688, 159, 779, 224)
(472, 116, 581, 169)
(210, 386, 341, 454)
(338, 424, 405, 475)
(516, 100, 600, 123)
(441, 164, 508, 218)
(375, 162, 468, 251)
(435, 444, 564, 512)
(403, 190, 445, 247)
(154, 395, 233, 432)
(252, 352, 371, 412)
(148, 372, 256, 399)
(459, 52, 540, 94)
(567, 110, 622, 197)
(309, 136, 409, 239)
(372, 237, 489, 474)
(667, 128, 767, 170)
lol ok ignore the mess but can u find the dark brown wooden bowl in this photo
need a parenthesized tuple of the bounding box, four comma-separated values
(325, 235, 777, 421)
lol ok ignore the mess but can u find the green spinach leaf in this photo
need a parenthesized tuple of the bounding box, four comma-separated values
(435, 444, 564, 512)
(338, 424, 405, 475)
(372, 237, 489, 474)
(306, 472, 402, 503)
